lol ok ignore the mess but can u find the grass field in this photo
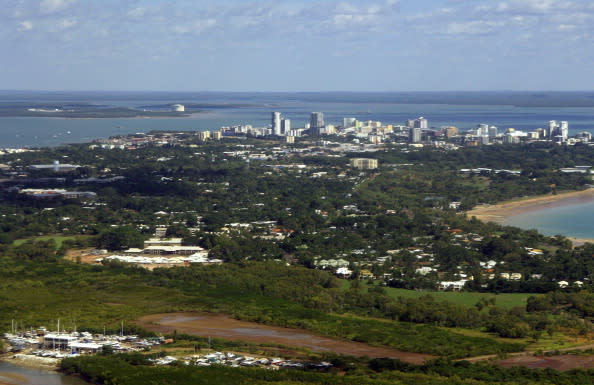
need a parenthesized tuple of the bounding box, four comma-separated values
(341, 280, 535, 309)
(382, 287, 533, 309)
(13, 235, 84, 248)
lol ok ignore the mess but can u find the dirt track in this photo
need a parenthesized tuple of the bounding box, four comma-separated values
(136, 312, 433, 364)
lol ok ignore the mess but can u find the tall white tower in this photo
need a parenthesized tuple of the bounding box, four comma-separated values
(281, 118, 291, 135)
(560, 121, 569, 140)
(272, 112, 282, 136)
(548, 120, 557, 138)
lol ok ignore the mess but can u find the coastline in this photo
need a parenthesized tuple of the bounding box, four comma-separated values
(0, 353, 59, 371)
(465, 189, 594, 245)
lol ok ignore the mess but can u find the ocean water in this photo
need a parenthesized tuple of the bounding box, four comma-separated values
(2, 91, 594, 147)
(504, 200, 594, 239)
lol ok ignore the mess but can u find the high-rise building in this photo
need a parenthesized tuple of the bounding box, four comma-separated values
(548, 120, 569, 140)
(272, 112, 282, 136)
(559, 121, 569, 140)
(413, 117, 428, 129)
(343, 117, 356, 128)
(547, 120, 557, 138)
(443, 126, 458, 138)
(310, 112, 325, 136)
(281, 118, 291, 135)
(350, 158, 378, 170)
(409, 127, 422, 143)
(198, 131, 211, 141)
(477, 124, 489, 136)
(325, 124, 336, 135)
(488, 126, 498, 139)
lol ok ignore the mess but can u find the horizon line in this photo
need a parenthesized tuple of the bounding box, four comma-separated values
(3, 89, 594, 94)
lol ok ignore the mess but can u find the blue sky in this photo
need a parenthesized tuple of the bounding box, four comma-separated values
(2, 0, 594, 91)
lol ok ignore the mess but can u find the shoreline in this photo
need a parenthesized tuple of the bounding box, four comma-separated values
(0, 353, 59, 371)
(465, 189, 594, 245)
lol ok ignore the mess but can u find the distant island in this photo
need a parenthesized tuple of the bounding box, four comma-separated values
(0, 102, 261, 118)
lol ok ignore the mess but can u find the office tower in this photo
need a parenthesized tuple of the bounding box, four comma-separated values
(477, 124, 489, 136)
(272, 112, 282, 136)
(559, 121, 569, 139)
(488, 126, 498, 139)
(443, 126, 458, 138)
(310, 112, 325, 136)
(281, 118, 291, 135)
(414, 117, 428, 129)
(547, 120, 557, 138)
(409, 127, 422, 143)
(343, 117, 356, 128)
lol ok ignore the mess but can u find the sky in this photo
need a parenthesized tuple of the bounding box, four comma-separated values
(2, 0, 594, 91)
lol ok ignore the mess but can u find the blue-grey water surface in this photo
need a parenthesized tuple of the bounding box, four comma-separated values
(0, 361, 88, 385)
(2, 91, 594, 148)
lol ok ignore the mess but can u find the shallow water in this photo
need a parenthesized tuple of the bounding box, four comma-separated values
(504, 199, 594, 238)
(0, 361, 88, 385)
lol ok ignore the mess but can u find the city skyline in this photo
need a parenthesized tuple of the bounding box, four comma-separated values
(2, 0, 594, 91)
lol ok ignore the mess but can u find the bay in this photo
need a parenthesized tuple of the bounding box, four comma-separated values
(504, 199, 594, 239)
(1, 91, 594, 148)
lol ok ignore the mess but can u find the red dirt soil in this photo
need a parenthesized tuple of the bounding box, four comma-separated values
(136, 312, 433, 364)
(497, 354, 594, 371)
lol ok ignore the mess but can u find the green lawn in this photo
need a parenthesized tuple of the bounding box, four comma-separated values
(340, 280, 534, 309)
(13, 235, 82, 248)
(382, 287, 533, 309)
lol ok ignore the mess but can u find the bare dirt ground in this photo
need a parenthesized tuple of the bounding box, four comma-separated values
(63, 249, 98, 264)
(136, 312, 433, 364)
(462, 342, 594, 371)
(497, 354, 594, 371)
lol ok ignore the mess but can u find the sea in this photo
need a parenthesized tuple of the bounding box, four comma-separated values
(2, 90, 594, 148)
(2, 90, 594, 238)
(504, 199, 594, 239)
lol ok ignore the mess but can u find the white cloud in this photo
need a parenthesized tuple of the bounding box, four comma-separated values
(558, 24, 576, 31)
(60, 18, 77, 29)
(446, 20, 504, 35)
(40, 0, 75, 14)
(172, 19, 217, 35)
(18, 20, 33, 31)
(127, 7, 146, 18)
(333, 13, 378, 27)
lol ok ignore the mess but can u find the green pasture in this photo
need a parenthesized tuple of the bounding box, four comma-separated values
(383, 287, 533, 309)
(13, 235, 83, 248)
(342, 280, 534, 309)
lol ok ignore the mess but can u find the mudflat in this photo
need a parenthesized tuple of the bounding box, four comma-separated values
(136, 312, 433, 364)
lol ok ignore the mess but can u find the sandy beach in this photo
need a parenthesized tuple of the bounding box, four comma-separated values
(466, 189, 594, 245)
